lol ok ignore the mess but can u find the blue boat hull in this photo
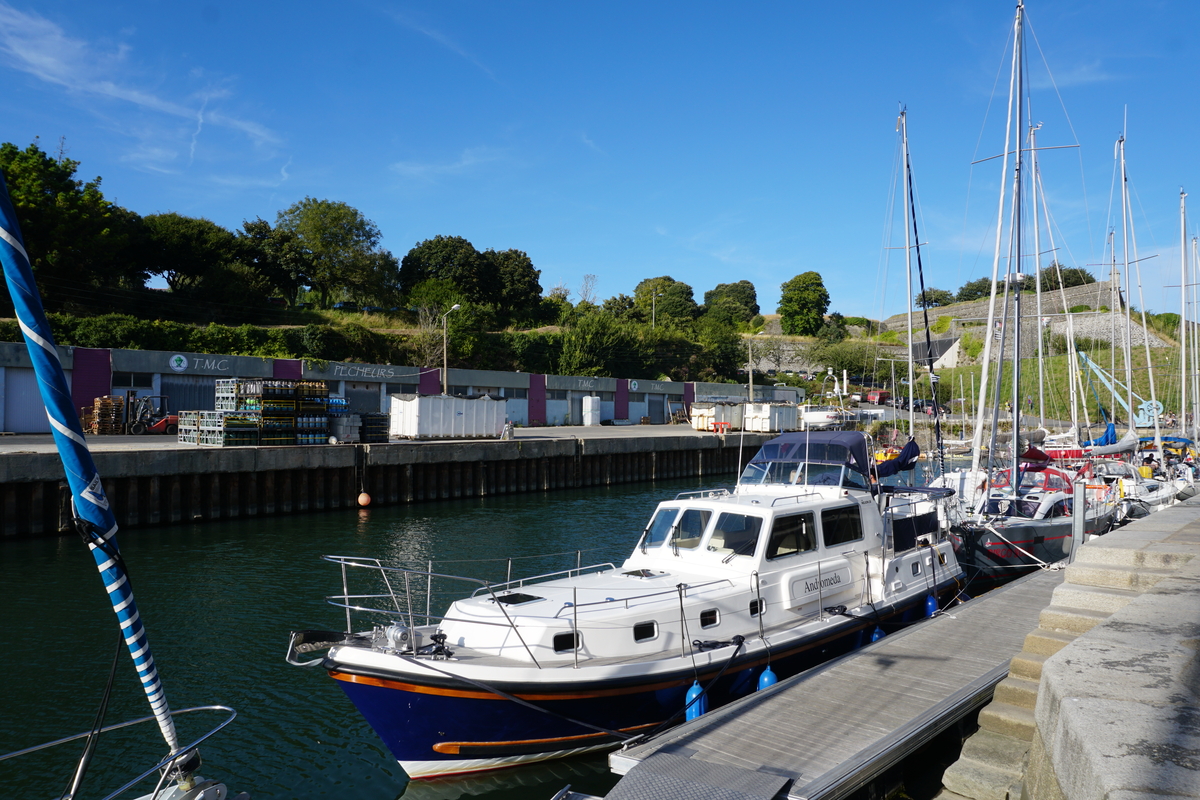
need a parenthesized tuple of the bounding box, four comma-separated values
(329, 590, 951, 778)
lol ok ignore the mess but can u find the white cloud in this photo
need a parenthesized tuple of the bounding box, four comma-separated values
(383, 9, 499, 84)
(391, 146, 505, 179)
(0, 2, 281, 147)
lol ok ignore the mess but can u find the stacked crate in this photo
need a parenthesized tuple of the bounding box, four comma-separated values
(177, 410, 200, 444)
(296, 381, 330, 445)
(198, 410, 260, 447)
(244, 380, 297, 446)
(360, 412, 390, 443)
(88, 395, 125, 435)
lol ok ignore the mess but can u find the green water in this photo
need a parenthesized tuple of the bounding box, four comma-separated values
(0, 476, 719, 800)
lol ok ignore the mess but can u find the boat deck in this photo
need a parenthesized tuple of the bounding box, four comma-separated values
(604, 567, 1063, 800)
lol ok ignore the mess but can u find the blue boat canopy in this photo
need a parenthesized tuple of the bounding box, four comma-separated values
(1081, 423, 1116, 448)
(749, 431, 871, 477)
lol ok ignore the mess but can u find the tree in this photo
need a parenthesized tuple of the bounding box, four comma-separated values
(481, 247, 542, 322)
(276, 197, 394, 308)
(238, 217, 313, 304)
(955, 277, 993, 303)
(1040, 263, 1096, 292)
(778, 272, 830, 335)
(704, 280, 760, 321)
(400, 235, 500, 305)
(633, 276, 699, 324)
(0, 139, 145, 305)
(816, 311, 849, 342)
(915, 287, 955, 308)
(140, 213, 239, 292)
(558, 311, 645, 377)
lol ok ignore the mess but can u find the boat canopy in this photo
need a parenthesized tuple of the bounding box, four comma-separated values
(748, 431, 871, 477)
(875, 439, 920, 478)
(1082, 423, 1117, 448)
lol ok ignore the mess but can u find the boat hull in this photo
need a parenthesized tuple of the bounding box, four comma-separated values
(328, 589, 955, 779)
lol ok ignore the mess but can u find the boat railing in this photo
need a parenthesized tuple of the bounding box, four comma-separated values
(0, 705, 237, 800)
(769, 490, 823, 507)
(472, 563, 619, 596)
(674, 488, 732, 500)
(551, 578, 734, 617)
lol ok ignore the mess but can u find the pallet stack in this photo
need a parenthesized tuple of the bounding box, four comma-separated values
(87, 395, 125, 435)
(296, 381, 329, 445)
(245, 380, 297, 446)
(177, 411, 199, 444)
(198, 410, 260, 447)
(360, 412, 389, 443)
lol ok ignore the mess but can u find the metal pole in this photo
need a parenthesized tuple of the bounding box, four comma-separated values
(441, 303, 460, 395)
(1070, 478, 1087, 563)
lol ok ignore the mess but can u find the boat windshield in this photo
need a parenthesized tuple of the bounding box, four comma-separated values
(740, 461, 866, 489)
(984, 497, 1043, 518)
(643, 507, 678, 547)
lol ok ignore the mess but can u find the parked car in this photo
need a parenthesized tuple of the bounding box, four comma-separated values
(866, 390, 891, 405)
(362, 306, 384, 313)
(333, 301, 359, 311)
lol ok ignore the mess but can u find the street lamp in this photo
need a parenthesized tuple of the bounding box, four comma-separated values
(442, 303, 461, 395)
(747, 332, 766, 402)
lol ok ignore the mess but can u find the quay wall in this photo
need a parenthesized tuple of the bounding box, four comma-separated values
(0, 433, 769, 538)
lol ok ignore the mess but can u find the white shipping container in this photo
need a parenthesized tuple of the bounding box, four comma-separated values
(388, 395, 508, 439)
(689, 402, 746, 431)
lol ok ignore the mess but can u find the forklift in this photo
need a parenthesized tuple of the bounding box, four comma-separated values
(126, 394, 179, 435)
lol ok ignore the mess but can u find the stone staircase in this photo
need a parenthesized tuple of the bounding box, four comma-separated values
(935, 529, 1196, 800)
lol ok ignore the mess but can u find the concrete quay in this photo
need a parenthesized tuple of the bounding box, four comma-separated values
(938, 497, 1200, 800)
(0, 425, 769, 538)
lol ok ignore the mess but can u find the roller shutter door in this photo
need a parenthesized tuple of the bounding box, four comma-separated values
(5, 367, 71, 433)
(160, 375, 217, 413)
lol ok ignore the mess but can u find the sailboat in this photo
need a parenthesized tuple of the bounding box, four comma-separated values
(0, 174, 245, 797)
(929, 1, 1119, 589)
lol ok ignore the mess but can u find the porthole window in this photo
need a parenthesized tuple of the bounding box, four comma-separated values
(700, 609, 719, 629)
(911, 561, 922, 576)
(749, 598, 765, 617)
(633, 621, 658, 642)
(553, 631, 581, 653)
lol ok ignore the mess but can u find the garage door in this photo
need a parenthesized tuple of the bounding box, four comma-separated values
(160, 375, 217, 413)
(5, 367, 72, 433)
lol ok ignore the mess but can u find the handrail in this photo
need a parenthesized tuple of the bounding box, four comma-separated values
(673, 488, 732, 500)
(0, 705, 237, 800)
(769, 491, 823, 507)
(471, 563, 617, 596)
(552, 578, 734, 617)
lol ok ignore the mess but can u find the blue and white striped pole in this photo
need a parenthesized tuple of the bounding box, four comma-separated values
(0, 171, 179, 753)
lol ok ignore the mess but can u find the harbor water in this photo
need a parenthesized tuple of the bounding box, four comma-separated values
(1, 477, 727, 799)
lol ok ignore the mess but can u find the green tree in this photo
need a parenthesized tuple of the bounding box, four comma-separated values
(0, 139, 145, 306)
(140, 213, 239, 292)
(1040, 263, 1096, 292)
(276, 197, 395, 308)
(399, 235, 500, 305)
(955, 277, 993, 302)
(481, 248, 543, 323)
(704, 280, 759, 321)
(778, 272, 830, 335)
(238, 217, 314, 304)
(915, 287, 955, 308)
(633, 276, 699, 324)
(601, 293, 641, 321)
(558, 312, 644, 377)
(816, 311, 849, 342)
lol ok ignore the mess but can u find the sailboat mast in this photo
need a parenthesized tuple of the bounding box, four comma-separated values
(1118, 136, 1137, 430)
(1009, 33, 1026, 483)
(970, 0, 1023, 473)
(1182, 189, 1189, 437)
(1125, 149, 1164, 461)
(900, 110, 916, 435)
(1193, 234, 1200, 440)
(1029, 122, 1046, 428)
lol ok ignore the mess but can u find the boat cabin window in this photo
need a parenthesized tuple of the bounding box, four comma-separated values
(643, 507, 680, 548)
(740, 461, 801, 484)
(670, 509, 712, 550)
(553, 631, 581, 653)
(700, 609, 719, 628)
(633, 621, 658, 642)
(766, 512, 816, 560)
(821, 505, 863, 547)
(709, 512, 762, 558)
(749, 598, 764, 617)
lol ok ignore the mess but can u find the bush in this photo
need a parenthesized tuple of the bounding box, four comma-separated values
(931, 315, 952, 334)
(959, 331, 984, 361)
(1068, 304, 1092, 313)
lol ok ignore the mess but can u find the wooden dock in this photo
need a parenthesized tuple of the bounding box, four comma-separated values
(604, 568, 1064, 800)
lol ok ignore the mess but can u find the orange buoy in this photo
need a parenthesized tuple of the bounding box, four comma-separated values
(358, 492, 371, 507)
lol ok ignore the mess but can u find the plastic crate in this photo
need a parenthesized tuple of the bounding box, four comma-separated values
(199, 429, 260, 447)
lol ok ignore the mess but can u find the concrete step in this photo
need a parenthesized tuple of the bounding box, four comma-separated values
(1074, 540, 1197, 570)
(1064, 562, 1177, 592)
(940, 746, 1024, 800)
(1051, 582, 1139, 614)
(1038, 603, 1113, 635)
(1009, 650, 1050, 682)
(992, 674, 1040, 710)
(1022, 627, 1076, 657)
(956, 727, 1032, 769)
(978, 700, 1037, 741)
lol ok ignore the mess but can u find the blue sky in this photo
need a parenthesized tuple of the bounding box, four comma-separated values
(1, 1, 1197, 320)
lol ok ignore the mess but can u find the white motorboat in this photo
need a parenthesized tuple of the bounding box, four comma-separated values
(287, 431, 965, 779)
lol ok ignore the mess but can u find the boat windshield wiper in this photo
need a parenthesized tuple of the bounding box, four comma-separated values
(722, 539, 757, 564)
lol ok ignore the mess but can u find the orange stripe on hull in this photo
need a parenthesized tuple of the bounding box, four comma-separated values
(431, 723, 657, 755)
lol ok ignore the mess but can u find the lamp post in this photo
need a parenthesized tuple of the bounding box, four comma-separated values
(442, 303, 461, 395)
